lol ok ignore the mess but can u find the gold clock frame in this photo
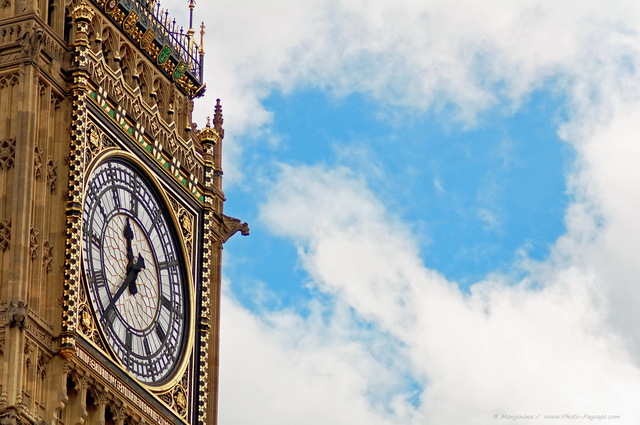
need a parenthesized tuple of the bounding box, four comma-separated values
(80, 149, 197, 394)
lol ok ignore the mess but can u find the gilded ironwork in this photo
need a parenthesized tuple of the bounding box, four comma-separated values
(89, 0, 204, 98)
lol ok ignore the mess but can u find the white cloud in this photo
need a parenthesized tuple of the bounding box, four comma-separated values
(180, 0, 640, 186)
(219, 288, 420, 425)
(220, 160, 640, 424)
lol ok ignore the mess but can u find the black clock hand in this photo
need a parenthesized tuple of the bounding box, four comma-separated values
(103, 254, 145, 317)
(127, 253, 145, 296)
(123, 217, 134, 268)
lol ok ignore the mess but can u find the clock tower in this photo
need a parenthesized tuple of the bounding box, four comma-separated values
(0, 1, 247, 424)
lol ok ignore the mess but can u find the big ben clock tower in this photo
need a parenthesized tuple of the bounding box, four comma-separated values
(0, 1, 248, 424)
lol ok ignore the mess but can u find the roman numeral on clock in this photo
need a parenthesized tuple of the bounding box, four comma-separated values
(91, 270, 106, 288)
(103, 307, 116, 327)
(155, 323, 167, 342)
(124, 330, 132, 366)
(161, 295, 182, 316)
(158, 259, 178, 270)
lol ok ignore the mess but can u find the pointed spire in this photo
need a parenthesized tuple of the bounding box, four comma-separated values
(213, 99, 224, 140)
(199, 22, 206, 55)
(189, 0, 196, 30)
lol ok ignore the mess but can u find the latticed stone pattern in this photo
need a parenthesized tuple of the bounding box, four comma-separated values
(0, 218, 10, 251)
(0, 138, 16, 171)
(61, 32, 92, 356)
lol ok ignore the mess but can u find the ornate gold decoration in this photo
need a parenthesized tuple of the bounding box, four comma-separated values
(94, 61, 106, 83)
(80, 308, 93, 333)
(122, 10, 139, 33)
(157, 45, 171, 65)
(86, 123, 111, 165)
(104, 0, 119, 14)
(85, 50, 208, 199)
(61, 7, 95, 359)
(71, 0, 96, 23)
(167, 197, 194, 263)
(174, 387, 187, 414)
(140, 28, 156, 49)
(172, 61, 186, 81)
(89, 125, 100, 150)
(180, 210, 192, 237)
(93, 0, 204, 98)
(77, 280, 106, 353)
(198, 116, 220, 144)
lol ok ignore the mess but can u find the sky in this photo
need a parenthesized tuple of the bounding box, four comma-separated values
(162, 1, 640, 424)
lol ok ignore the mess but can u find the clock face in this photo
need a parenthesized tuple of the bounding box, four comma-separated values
(82, 159, 188, 385)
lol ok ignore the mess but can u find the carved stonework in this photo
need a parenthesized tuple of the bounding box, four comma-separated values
(0, 411, 18, 425)
(46, 158, 56, 192)
(42, 239, 53, 272)
(37, 352, 50, 379)
(0, 74, 18, 88)
(0, 138, 16, 171)
(17, 24, 45, 61)
(8, 300, 27, 329)
(222, 215, 250, 243)
(34, 146, 43, 179)
(29, 227, 39, 260)
(0, 219, 10, 251)
(0, 20, 63, 65)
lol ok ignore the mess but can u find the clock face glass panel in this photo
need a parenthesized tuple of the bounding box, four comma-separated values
(82, 159, 188, 385)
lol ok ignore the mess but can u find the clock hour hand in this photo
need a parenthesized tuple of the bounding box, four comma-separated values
(103, 254, 146, 317)
(127, 253, 145, 296)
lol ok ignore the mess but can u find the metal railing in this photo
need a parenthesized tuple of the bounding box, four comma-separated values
(93, 0, 204, 83)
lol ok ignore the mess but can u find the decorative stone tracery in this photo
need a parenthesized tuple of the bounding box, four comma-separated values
(0, 138, 15, 171)
(0, 218, 10, 251)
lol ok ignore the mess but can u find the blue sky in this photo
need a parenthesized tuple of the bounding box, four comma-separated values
(166, 1, 640, 424)
(223, 87, 571, 309)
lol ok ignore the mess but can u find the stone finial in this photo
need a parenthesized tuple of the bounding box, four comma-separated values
(213, 98, 225, 140)
(71, 1, 95, 45)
